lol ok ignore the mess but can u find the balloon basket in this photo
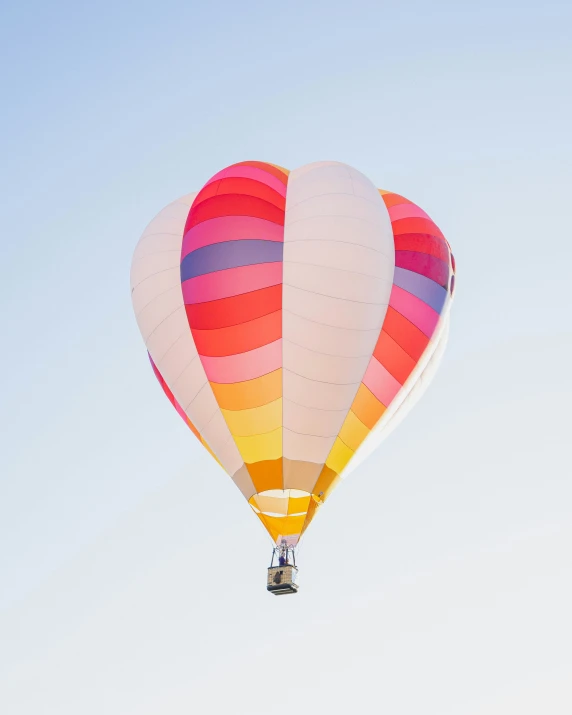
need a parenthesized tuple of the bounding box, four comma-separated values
(267, 542, 299, 595)
(267, 565, 299, 595)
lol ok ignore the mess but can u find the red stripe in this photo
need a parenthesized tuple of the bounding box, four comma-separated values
(186, 194, 285, 231)
(373, 330, 417, 384)
(192, 177, 286, 211)
(150, 358, 176, 406)
(395, 251, 450, 287)
(381, 306, 430, 361)
(394, 233, 449, 262)
(392, 217, 444, 239)
(185, 284, 282, 330)
(191, 310, 282, 357)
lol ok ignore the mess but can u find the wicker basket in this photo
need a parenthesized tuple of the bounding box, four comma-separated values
(267, 565, 299, 595)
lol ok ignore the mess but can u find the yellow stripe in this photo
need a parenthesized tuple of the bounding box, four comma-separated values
(313, 466, 340, 501)
(325, 437, 354, 475)
(221, 398, 282, 437)
(250, 493, 311, 516)
(338, 410, 370, 452)
(257, 513, 306, 541)
(210, 369, 282, 410)
(234, 427, 282, 463)
(288, 495, 311, 515)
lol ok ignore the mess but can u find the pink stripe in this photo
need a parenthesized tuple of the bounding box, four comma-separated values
(200, 339, 282, 383)
(174, 401, 188, 421)
(182, 216, 284, 258)
(389, 285, 440, 337)
(388, 203, 431, 222)
(362, 358, 402, 407)
(182, 262, 283, 304)
(205, 166, 288, 197)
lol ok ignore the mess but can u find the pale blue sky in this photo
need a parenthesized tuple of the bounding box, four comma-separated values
(1, 1, 571, 713)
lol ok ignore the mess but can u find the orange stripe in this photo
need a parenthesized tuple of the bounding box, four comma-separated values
(237, 161, 289, 184)
(210, 369, 282, 410)
(379, 192, 413, 208)
(350, 384, 386, 430)
(267, 162, 290, 176)
(313, 466, 340, 501)
(185, 417, 201, 440)
(247, 458, 283, 492)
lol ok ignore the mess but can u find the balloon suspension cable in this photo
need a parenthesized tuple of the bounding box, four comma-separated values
(270, 539, 296, 568)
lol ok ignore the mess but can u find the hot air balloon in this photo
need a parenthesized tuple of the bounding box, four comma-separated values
(130, 161, 455, 595)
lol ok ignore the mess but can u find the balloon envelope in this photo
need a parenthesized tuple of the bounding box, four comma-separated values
(130, 161, 455, 546)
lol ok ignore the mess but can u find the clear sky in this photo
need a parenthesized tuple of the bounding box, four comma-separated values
(1, 1, 571, 713)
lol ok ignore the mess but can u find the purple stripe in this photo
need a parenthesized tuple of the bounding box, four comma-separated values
(181, 216, 283, 259)
(180, 240, 283, 281)
(393, 267, 448, 313)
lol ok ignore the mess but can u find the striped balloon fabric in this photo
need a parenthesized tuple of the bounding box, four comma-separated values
(131, 161, 455, 546)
